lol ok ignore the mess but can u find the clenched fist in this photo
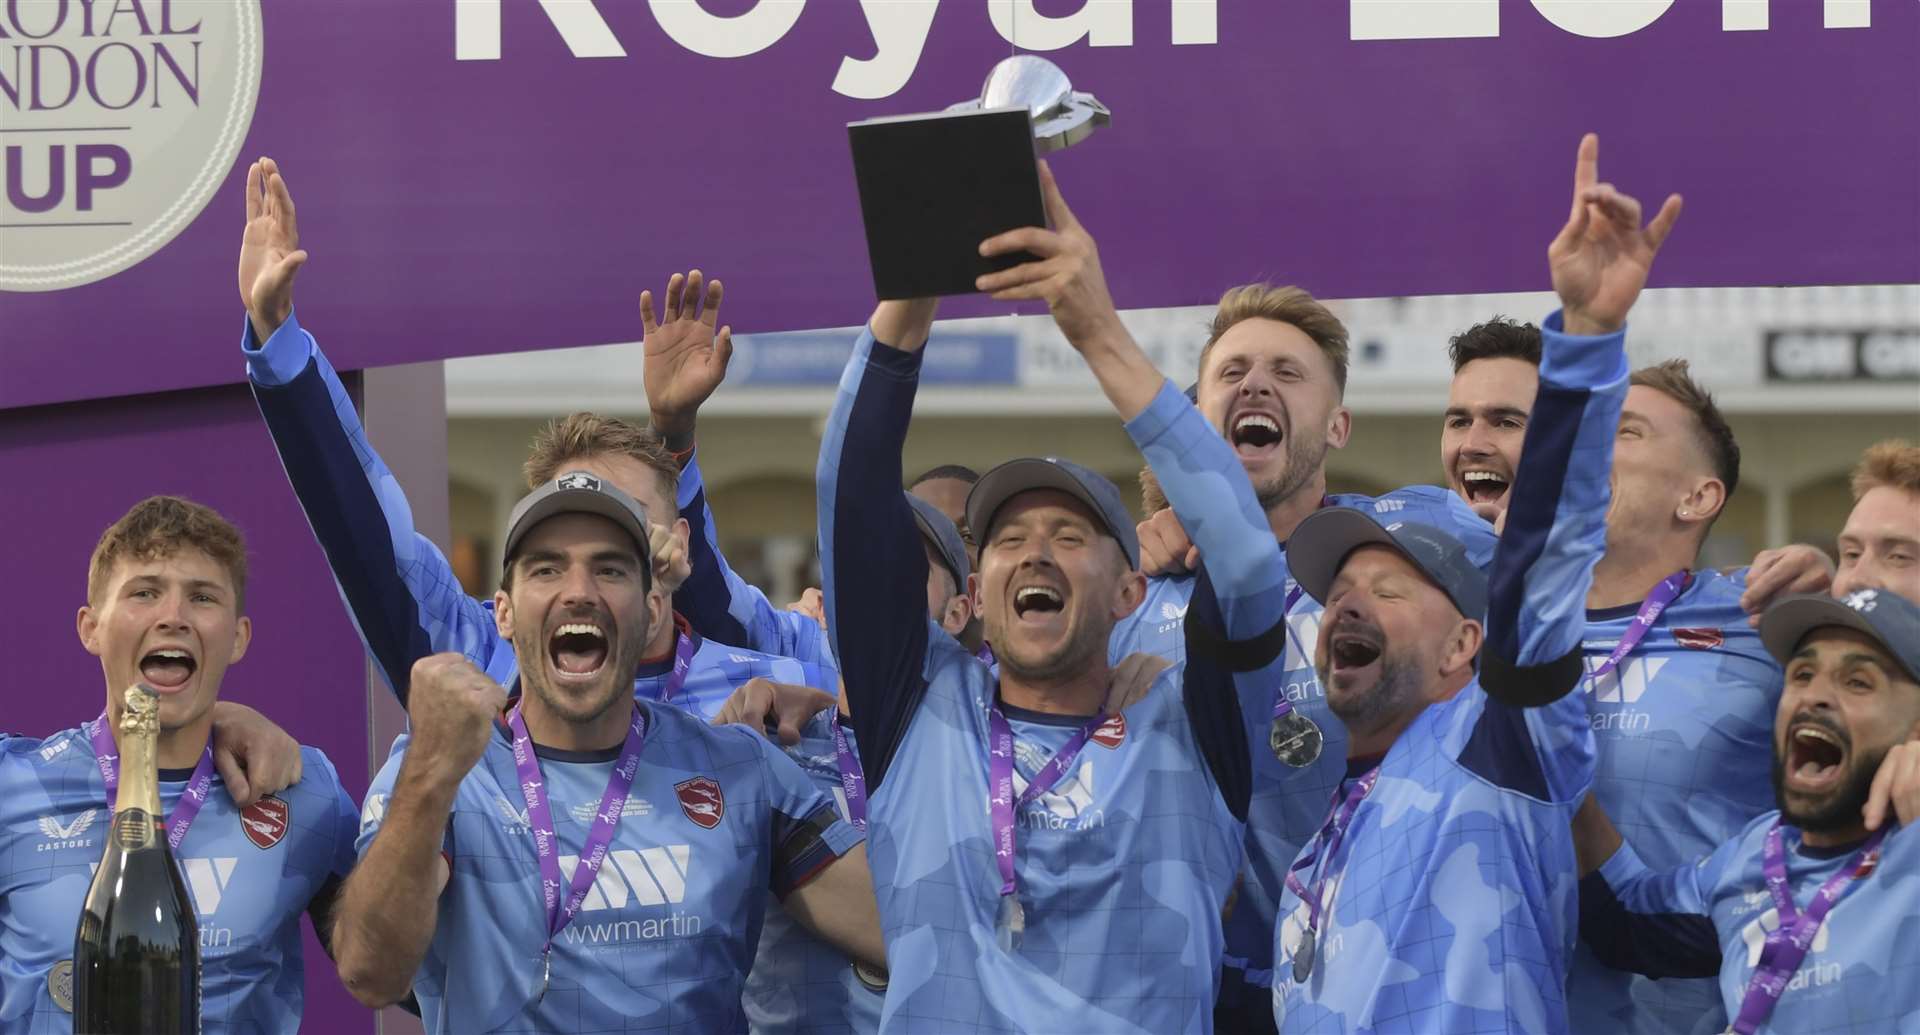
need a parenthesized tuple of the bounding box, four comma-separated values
(406, 653, 508, 787)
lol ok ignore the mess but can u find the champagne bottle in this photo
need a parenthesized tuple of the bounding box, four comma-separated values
(73, 685, 200, 1034)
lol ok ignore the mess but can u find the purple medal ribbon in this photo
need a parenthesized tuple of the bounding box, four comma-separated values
(1727, 823, 1886, 1034)
(828, 710, 867, 831)
(1282, 766, 1381, 959)
(1271, 585, 1308, 723)
(649, 629, 696, 704)
(1588, 570, 1691, 681)
(87, 711, 216, 852)
(508, 632, 692, 982)
(986, 702, 1106, 900)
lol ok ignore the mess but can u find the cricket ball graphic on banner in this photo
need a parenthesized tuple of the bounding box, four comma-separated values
(0, 0, 262, 292)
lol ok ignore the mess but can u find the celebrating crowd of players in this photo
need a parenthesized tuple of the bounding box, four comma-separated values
(1, 135, 1917, 1035)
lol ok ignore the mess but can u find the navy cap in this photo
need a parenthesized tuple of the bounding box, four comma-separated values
(1288, 509, 1489, 620)
(1760, 589, 1920, 684)
(907, 492, 971, 591)
(502, 471, 652, 574)
(966, 457, 1139, 570)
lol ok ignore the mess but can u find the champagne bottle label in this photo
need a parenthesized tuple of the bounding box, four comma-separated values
(115, 809, 155, 849)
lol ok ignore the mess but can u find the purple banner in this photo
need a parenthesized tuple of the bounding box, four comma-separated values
(3, 0, 1915, 409)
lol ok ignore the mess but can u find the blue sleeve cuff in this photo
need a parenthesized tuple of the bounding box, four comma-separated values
(677, 452, 704, 511)
(1121, 379, 1186, 447)
(1540, 309, 1629, 388)
(242, 308, 315, 387)
(1598, 837, 1649, 890)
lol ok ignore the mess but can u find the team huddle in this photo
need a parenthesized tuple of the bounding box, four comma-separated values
(2, 135, 1917, 1035)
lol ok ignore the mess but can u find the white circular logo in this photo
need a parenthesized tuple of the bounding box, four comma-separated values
(0, 0, 262, 292)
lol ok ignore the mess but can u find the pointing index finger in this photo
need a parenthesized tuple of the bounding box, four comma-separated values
(1570, 133, 1599, 221)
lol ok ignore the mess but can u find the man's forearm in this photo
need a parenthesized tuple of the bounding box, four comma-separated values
(782, 844, 886, 970)
(333, 764, 457, 1007)
(1074, 324, 1162, 422)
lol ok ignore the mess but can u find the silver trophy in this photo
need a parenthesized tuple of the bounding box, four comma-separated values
(948, 55, 1110, 152)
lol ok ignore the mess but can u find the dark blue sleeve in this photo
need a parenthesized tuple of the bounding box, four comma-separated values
(1181, 569, 1253, 821)
(1453, 310, 1625, 801)
(673, 455, 754, 648)
(817, 329, 931, 791)
(1579, 840, 1726, 979)
(246, 320, 444, 704)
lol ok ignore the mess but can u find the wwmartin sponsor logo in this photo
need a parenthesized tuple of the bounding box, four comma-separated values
(38, 737, 71, 762)
(559, 845, 692, 911)
(178, 856, 238, 916)
(1010, 750, 1102, 829)
(1584, 655, 1669, 706)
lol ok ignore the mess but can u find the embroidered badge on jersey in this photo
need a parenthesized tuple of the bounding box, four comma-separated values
(676, 777, 725, 829)
(241, 796, 289, 849)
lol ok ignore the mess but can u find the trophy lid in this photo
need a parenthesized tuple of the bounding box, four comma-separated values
(949, 55, 1110, 153)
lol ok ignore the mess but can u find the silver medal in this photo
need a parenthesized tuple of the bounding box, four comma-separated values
(1292, 929, 1316, 982)
(47, 959, 73, 1012)
(852, 960, 890, 993)
(1270, 712, 1324, 767)
(996, 895, 1026, 950)
(533, 949, 551, 1004)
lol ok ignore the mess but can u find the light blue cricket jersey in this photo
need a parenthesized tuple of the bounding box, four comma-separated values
(358, 700, 861, 1035)
(820, 330, 1283, 1033)
(0, 728, 356, 1034)
(1584, 815, 1920, 1034)
(1270, 310, 1624, 1033)
(1108, 485, 1495, 993)
(1571, 569, 1784, 1035)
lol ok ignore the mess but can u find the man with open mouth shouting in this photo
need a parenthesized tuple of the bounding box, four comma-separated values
(0, 496, 356, 1033)
(1253, 142, 1651, 1023)
(332, 474, 882, 1033)
(1576, 587, 1920, 1034)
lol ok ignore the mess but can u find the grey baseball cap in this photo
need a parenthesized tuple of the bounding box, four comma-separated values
(1288, 509, 1489, 620)
(1760, 589, 1920, 684)
(502, 471, 653, 574)
(907, 492, 971, 590)
(965, 457, 1139, 570)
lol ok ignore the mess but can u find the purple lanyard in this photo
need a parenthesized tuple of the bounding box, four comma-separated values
(648, 630, 695, 703)
(829, 710, 867, 831)
(1728, 824, 1886, 1034)
(1271, 585, 1308, 722)
(506, 704, 648, 953)
(1589, 570, 1691, 680)
(986, 702, 1105, 898)
(87, 711, 216, 852)
(1283, 766, 1381, 933)
(975, 642, 997, 667)
(509, 632, 689, 954)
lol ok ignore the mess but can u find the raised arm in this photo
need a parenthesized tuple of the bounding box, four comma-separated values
(1484, 132, 1682, 699)
(238, 159, 498, 703)
(818, 299, 939, 790)
(980, 165, 1268, 814)
(332, 655, 504, 1007)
